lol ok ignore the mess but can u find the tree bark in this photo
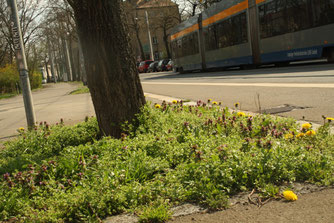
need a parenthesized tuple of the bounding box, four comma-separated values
(68, 38, 78, 81)
(135, 28, 146, 61)
(68, 0, 146, 138)
(163, 27, 171, 59)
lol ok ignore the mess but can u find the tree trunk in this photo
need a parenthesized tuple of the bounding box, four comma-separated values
(68, 38, 78, 81)
(136, 29, 146, 61)
(192, 4, 197, 16)
(163, 27, 171, 59)
(68, 0, 146, 138)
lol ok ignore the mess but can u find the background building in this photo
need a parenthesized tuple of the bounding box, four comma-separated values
(125, 0, 181, 61)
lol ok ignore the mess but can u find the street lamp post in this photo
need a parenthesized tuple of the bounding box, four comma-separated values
(145, 11, 154, 61)
(6, 0, 36, 129)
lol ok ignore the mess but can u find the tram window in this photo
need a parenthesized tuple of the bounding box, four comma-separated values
(240, 13, 248, 43)
(182, 36, 188, 57)
(188, 34, 194, 55)
(215, 12, 248, 49)
(216, 19, 230, 48)
(259, 0, 334, 38)
(177, 39, 182, 58)
(175, 32, 200, 58)
(192, 32, 199, 55)
(172, 41, 178, 59)
(203, 12, 248, 51)
(312, 0, 334, 26)
(286, 0, 311, 32)
(259, 0, 287, 38)
(205, 25, 218, 51)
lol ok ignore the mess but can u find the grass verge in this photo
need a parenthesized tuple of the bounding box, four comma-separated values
(0, 93, 17, 100)
(69, 85, 89, 95)
(0, 102, 333, 222)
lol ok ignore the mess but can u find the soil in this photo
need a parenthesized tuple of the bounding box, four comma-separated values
(169, 188, 334, 223)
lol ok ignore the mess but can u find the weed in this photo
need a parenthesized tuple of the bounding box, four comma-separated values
(0, 102, 333, 222)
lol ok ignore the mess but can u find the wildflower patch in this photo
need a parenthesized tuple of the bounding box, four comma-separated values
(0, 101, 333, 222)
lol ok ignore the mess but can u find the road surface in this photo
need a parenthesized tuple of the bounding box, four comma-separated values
(1, 62, 333, 139)
(141, 62, 334, 125)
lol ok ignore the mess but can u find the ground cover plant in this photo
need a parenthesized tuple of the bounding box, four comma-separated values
(69, 84, 90, 95)
(0, 101, 333, 222)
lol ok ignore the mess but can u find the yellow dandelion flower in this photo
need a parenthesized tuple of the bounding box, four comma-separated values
(296, 133, 305, 139)
(18, 127, 25, 131)
(283, 190, 298, 201)
(237, 112, 245, 117)
(284, 133, 294, 140)
(172, 100, 178, 104)
(326, 117, 334, 121)
(301, 123, 312, 130)
(234, 102, 240, 108)
(212, 101, 218, 105)
(154, 104, 161, 109)
(306, 130, 316, 136)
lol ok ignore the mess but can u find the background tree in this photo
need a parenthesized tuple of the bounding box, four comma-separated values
(174, 0, 222, 20)
(124, 1, 146, 61)
(0, 0, 45, 66)
(66, 0, 146, 137)
(153, 6, 181, 59)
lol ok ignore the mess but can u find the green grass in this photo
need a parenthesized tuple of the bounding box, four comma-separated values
(69, 86, 90, 95)
(0, 93, 17, 100)
(0, 102, 333, 222)
(0, 85, 44, 100)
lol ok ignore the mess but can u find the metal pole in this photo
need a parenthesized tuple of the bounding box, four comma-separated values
(6, 0, 36, 129)
(145, 11, 154, 61)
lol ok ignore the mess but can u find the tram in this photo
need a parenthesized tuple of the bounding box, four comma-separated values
(170, 0, 334, 72)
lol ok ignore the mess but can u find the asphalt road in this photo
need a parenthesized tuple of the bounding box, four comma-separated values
(141, 62, 334, 125)
(1, 62, 333, 139)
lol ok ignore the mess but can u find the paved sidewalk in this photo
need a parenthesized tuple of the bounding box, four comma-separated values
(0, 83, 95, 139)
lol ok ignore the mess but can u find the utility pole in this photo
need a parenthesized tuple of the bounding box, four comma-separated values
(6, 0, 36, 129)
(145, 11, 154, 61)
